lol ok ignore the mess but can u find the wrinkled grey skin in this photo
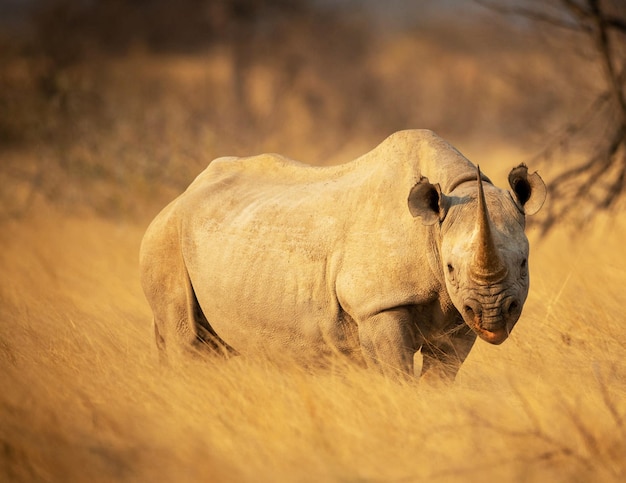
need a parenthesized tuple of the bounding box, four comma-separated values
(140, 130, 546, 380)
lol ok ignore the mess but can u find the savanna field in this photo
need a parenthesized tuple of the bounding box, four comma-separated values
(1, 2, 626, 481)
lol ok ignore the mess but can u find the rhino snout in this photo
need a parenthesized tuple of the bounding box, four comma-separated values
(462, 296, 521, 345)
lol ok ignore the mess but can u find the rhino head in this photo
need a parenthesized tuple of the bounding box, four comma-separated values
(409, 164, 546, 344)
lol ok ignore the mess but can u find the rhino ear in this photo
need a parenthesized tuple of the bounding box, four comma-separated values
(408, 178, 450, 225)
(508, 164, 547, 216)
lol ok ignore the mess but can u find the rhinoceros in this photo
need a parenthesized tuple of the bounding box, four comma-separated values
(140, 129, 546, 380)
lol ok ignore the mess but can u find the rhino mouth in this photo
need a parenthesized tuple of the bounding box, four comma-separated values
(463, 303, 511, 345)
(473, 323, 509, 345)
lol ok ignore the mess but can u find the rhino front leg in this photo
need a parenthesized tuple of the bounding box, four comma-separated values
(358, 307, 420, 378)
(420, 324, 477, 383)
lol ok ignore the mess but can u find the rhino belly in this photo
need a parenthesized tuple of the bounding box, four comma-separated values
(182, 225, 358, 362)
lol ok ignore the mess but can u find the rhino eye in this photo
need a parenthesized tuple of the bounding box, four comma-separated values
(446, 263, 457, 284)
(446, 263, 456, 279)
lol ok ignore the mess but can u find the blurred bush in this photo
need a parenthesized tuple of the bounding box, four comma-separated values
(0, 0, 592, 218)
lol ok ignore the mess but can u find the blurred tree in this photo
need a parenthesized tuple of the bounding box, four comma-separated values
(477, 0, 626, 231)
(202, 0, 310, 123)
(1, 0, 380, 216)
(31, 1, 309, 98)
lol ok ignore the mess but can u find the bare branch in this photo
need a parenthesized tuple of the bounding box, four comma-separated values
(562, 0, 626, 33)
(476, 0, 626, 35)
(600, 161, 626, 209)
(481, 0, 626, 232)
(561, 0, 592, 21)
(586, 0, 626, 123)
(527, 91, 610, 164)
(473, 0, 589, 32)
(537, 121, 626, 234)
(604, 14, 626, 33)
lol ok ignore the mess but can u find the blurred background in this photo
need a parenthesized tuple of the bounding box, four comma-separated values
(0, 0, 624, 226)
(1, 4, 626, 481)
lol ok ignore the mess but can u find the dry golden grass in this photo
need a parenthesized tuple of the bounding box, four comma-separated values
(1, 161, 625, 482)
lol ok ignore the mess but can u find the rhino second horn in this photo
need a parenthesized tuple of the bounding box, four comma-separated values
(471, 166, 508, 283)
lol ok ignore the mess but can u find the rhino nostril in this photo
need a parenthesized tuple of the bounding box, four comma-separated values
(464, 305, 475, 319)
(506, 299, 519, 316)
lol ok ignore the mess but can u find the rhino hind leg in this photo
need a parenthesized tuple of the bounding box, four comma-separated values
(153, 317, 167, 365)
(147, 261, 235, 364)
(140, 205, 234, 365)
(186, 276, 238, 358)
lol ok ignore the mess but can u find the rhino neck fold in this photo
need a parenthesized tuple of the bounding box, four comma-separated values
(471, 167, 508, 284)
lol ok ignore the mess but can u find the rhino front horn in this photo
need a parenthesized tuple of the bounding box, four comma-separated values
(471, 166, 508, 284)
